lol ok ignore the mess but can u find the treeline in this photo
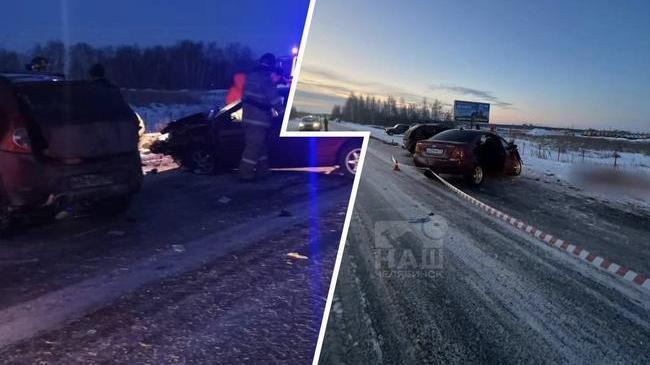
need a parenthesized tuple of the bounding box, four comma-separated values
(0, 40, 256, 89)
(330, 93, 453, 126)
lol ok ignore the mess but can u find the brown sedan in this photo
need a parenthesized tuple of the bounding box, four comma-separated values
(414, 129, 522, 185)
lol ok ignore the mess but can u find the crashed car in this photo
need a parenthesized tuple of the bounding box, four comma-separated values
(414, 129, 522, 185)
(150, 98, 362, 178)
(385, 123, 410, 135)
(0, 73, 143, 231)
(402, 123, 452, 153)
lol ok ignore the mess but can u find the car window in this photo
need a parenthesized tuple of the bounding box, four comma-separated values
(15, 81, 134, 126)
(432, 129, 480, 143)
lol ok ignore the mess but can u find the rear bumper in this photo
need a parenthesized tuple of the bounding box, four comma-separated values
(0, 151, 142, 209)
(413, 154, 472, 175)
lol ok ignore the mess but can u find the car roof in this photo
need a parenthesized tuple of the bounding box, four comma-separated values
(436, 128, 502, 138)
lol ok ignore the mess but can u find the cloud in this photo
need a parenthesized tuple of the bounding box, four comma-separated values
(429, 84, 514, 108)
(293, 64, 440, 113)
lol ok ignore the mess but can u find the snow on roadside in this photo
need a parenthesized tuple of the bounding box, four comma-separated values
(336, 120, 402, 145)
(526, 128, 563, 137)
(130, 90, 226, 132)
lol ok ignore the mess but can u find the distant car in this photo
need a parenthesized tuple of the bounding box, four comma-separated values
(298, 116, 321, 131)
(0, 73, 143, 232)
(150, 101, 362, 178)
(413, 129, 522, 185)
(402, 123, 451, 153)
(385, 124, 410, 135)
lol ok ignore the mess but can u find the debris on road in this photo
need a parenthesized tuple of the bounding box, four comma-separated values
(54, 210, 70, 220)
(171, 244, 186, 253)
(287, 252, 308, 260)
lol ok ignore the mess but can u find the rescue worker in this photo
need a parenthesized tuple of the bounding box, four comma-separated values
(238, 53, 283, 181)
(225, 73, 246, 105)
(88, 63, 114, 87)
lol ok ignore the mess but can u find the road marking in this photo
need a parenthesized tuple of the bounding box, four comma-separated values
(425, 169, 649, 291)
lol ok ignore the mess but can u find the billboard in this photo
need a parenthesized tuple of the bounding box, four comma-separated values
(454, 100, 490, 123)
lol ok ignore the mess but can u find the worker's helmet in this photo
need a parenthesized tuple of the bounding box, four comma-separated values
(258, 53, 276, 68)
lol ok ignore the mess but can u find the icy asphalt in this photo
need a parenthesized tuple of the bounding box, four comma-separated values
(318, 129, 650, 364)
(0, 169, 353, 364)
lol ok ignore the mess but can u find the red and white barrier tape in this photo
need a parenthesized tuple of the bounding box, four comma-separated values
(427, 170, 649, 291)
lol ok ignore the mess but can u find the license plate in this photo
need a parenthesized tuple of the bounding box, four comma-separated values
(427, 148, 444, 155)
(69, 174, 114, 189)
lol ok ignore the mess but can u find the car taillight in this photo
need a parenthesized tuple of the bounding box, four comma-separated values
(415, 142, 424, 154)
(1, 127, 32, 154)
(449, 147, 464, 161)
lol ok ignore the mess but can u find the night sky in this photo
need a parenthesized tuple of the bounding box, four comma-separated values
(0, 0, 310, 57)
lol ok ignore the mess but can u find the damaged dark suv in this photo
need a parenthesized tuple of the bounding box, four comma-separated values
(0, 73, 143, 231)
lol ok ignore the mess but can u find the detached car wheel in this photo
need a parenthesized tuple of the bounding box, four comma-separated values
(338, 145, 362, 178)
(466, 165, 484, 186)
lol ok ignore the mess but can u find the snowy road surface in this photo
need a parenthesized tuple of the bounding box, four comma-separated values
(0, 169, 353, 364)
(318, 125, 650, 364)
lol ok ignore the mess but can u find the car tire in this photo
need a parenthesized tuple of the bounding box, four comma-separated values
(386, 131, 393, 135)
(338, 144, 362, 179)
(184, 145, 218, 175)
(465, 165, 484, 186)
(511, 159, 522, 176)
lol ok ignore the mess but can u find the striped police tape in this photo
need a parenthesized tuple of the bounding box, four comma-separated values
(426, 169, 649, 291)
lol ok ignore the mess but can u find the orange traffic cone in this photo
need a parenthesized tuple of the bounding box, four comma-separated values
(392, 156, 400, 171)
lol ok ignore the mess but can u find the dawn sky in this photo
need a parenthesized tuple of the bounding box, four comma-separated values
(294, 0, 650, 131)
(0, 0, 310, 57)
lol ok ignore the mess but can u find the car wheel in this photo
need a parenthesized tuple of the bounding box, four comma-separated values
(338, 145, 362, 178)
(466, 165, 484, 186)
(186, 145, 218, 175)
(511, 159, 522, 176)
(386, 131, 393, 135)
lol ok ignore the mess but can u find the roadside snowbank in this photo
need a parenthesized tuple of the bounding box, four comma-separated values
(128, 90, 226, 132)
